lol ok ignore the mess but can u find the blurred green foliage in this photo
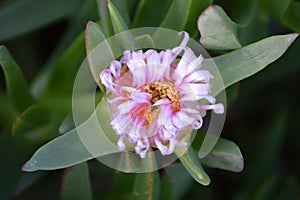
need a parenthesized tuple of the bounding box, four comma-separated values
(0, 0, 299, 199)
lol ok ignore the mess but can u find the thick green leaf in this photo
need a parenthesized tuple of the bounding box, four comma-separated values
(11, 104, 50, 137)
(200, 138, 244, 172)
(131, 160, 160, 200)
(176, 148, 210, 186)
(85, 21, 114, 86)
(198, 5, 242, 50)
(108, 1, 137, 50)
(159, 0, 192, 31)
(22, 100, 120, 172)
(61, 162, 93, 200)
(160, 164, 193, 200)
(0, 46, 35, 112)
(21, 128, 90, 171)
(133, 0, 172, 27)
(203, 33, 298, 96)
(0, 0, 83, 42)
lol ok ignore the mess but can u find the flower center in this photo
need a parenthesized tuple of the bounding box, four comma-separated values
(144, 81, 181, 112)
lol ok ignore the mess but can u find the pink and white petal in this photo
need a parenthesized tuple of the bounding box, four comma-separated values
(184, 55, 204, 75)
(181, 107, 200, 115)
(192, 114, 203, 129)
(100, 69, 116, 93)
(183, 70, 213, 83)
(145, 50, 160, 82)
(132, 50, 145, 60)
(159, 126, 176, 140)
(120, 50, 132, 64)
(127, 59, 147, 86)
(198, 103, 224, 114)
(135, 138, 150, 158)
(153, 99, 170, 106)
(172, 32, 190, 56)
(159, 50, 174, 79)
(108, 96, 126, 104)
(117, 136, 126, 150)
(180, 83, 211, 101)
(131, 91, 152, 103)
(156, 102, 173, 127)
(109, 60, 122, 80)
(154, 136, 168, 155)
(127, 120, 143, 142)
(120, 86, 138, 94)
(171, 111, 195, 129)
(111, 114, 133, 135)
(117, 101, 138, 114)
(173, 48, 197, 84)
(166, 138, 177, 155)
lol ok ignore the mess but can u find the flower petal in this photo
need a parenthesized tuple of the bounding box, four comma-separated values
(198, 103, 224, 114)
(100, 69, 117, 93)
(127, 57, 147, 86)
(180, 83, 211, 101)
(172, 111, 195, 129)
(183, 69, 213, 83)
(173, 48, 197, 84)
(109, 60, 122, 80)
(154, 136, 168, 155)
(135, 138, 150, 158)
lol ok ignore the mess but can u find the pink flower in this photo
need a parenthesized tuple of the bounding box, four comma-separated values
(100, 32, 224, 158)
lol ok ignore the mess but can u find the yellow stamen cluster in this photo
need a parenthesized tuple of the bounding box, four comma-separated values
(144, 81, 180, 112)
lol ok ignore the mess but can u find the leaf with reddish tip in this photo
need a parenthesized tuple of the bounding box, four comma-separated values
(198, 5, 242, 50)
(0, 46, 36, 112)
(61, 163, 93, 200)
(59, 114, 75, 135)
(200, 138, 244, 172)
(176, 148, 210, 186)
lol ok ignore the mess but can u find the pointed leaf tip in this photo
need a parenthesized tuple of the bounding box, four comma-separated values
(288, 33, 299, 44)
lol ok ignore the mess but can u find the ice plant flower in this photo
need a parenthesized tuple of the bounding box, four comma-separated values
(100, 32, 224, 158)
